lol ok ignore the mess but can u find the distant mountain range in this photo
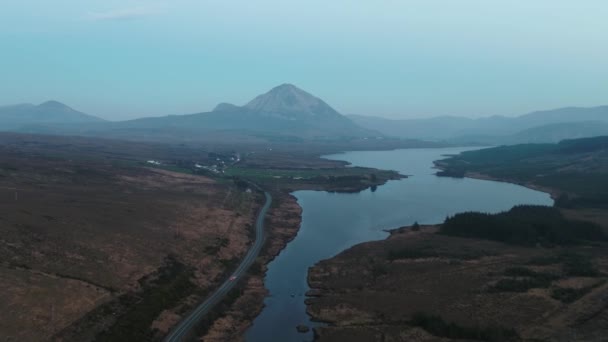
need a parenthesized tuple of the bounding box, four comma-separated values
(350, 106, 608, 144)
(3, 84, 376, 142)
(2, 87, 607, 145)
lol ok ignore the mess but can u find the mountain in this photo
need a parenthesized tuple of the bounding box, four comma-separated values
(7, 84, 377, 142)
(0, 101, 104, 130)
(11, 89, 605, 145)
(243, 83, 343, 119)
(351, 106, 608, 144)
(108, 84, 376, 140)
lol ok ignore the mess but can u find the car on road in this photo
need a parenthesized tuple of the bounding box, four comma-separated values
(229, 276, 237, 281)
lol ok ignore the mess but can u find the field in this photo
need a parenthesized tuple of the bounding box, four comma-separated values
(225, 165, 402, 193)
(308, 226, 608, 341)
(0, 134, 261, 341)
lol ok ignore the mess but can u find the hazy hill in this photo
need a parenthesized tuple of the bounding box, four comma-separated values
(449, 121, 608, 145)
(351, 106, 608, 144)
(348, 114, 476, 140)
(506, 121, 608, 144)
(517, 106, 608, 128)
(0, 101, 104, 130)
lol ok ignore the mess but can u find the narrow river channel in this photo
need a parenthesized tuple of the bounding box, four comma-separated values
(246, 147, 554, 342)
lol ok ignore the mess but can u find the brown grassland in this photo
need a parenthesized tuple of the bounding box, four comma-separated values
(0, 136, 260, 341)
(308, 226, 608, 341)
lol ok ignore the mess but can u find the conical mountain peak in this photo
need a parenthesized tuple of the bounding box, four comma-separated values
(244, 84, 341, 118)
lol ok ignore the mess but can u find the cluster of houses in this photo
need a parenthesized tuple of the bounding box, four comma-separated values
(145, 152, 241, 175)
(195, 152, 241, 174)
(195, 163, 223, 174)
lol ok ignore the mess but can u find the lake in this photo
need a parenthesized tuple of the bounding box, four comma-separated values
(245, 147, 553, 342)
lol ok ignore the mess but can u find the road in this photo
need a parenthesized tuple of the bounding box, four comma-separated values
(164, 191, 272, 342)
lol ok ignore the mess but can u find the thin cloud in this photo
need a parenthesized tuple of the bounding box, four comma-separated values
(86, 6, 163, 22)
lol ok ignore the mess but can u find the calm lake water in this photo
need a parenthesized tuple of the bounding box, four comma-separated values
(245, 147, 553, 342)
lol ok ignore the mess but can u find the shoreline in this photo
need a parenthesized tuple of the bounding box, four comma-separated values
(461, 171, 561, 201)
(433, 162, 561, 201)
(197, 191, 301, 341)
(198, 176, 397, 341)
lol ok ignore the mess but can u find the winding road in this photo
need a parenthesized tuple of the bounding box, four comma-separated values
(164, 191, 272, 342)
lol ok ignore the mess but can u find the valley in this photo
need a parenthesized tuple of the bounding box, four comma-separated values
(0, 104, 608, 341)
(246, 147, 554, 341)
(2, 108, 608, 342)
(4, 3, 608, 341)
(0, 132, 399, 341)
(2, 85, 608, 342)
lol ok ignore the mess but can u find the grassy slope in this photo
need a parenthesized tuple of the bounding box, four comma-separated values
(0, 134, 262, 342)
(309, 226, 608, 342)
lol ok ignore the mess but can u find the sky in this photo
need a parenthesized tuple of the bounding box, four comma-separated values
(1, 0, 607, 121)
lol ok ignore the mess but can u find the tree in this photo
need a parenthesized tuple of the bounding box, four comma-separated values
(412, 221, 421, 231)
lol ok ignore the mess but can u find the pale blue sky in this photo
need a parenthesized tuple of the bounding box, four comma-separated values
(1, 0, 607, 120)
